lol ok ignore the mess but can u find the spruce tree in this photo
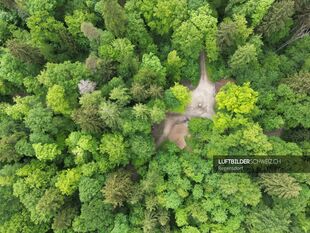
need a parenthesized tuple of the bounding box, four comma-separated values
(260, 173, 301, 198)
(6, 39, 45, 65)
(258, 0, 295, 43)
(101, 170, 133, 208)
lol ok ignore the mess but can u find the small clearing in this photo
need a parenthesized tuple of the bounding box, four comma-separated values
(153, 52, 216, 148)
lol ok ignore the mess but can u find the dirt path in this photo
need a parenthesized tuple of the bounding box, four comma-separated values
(185, 52, 216, 119)
(153, 51, 216, 148)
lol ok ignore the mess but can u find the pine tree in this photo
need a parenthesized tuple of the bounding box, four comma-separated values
(148, 84, 163, 99)
(85, 54, 116, 83)
(35, 188, 65, 222)
(143, 211, 158, 233)
(260, 173, 301, 198)
(101, 170, 133, 208)
(99, 101, 121, 129)
(130, 83, 148, 102)
(72, 106, 103, 133)
(0, 133, 24, 163)
(283, 71, 310, 95)
(97, 0, 128, 37)
(229, 43, 258, 75)
(133, 103, 149, 121)
(0, 0, 16, 10)
(52, 205, 78, 232)
(27, 11, 78, 62)
(277, 0, 310, 50)
(218, 15, 253, 55)
(258, 0, 295, 43)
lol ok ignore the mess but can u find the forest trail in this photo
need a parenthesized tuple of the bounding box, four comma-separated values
(154, 51, 216, 148)
(184, 52, 216, 119)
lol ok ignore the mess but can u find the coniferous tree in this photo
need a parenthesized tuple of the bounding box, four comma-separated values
(101, 169, 134, 208)
(97, 0, 128, 37)
(260, 173, 302, 198)
(27, 11, 78, 62)
(0, 0, 310, 232)
(258, 0, 295, 43)
(72, 106, 103, 134)
(218, 15, 253, 55)
(99, 101, 121, 129)
(6, 39, 45, 65)
(283, 71, 310, 95)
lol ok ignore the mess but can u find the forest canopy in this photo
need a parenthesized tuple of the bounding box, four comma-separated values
(0, 0, 309, 232)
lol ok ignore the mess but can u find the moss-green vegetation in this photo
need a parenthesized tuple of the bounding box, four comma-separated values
(0, 0, 309, 232)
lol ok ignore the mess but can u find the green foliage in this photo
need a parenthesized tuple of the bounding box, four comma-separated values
(181, 226, 200, 233)
(216, 82, 258, 115)
(257, 84, 310, 129)
(19, 0, 63, 15)
(47, 85, 72, 115)
(166, 50, 184, 83)
(27, 11, 78, 62)
(166, 83, 191, 113)
(0, 0, 309, 232)
(0, 211, 49, 233)
(218, 174, 261, 206)
(129, 135, 155, 167)
(79, 177, 102, 202)
(229, 43, 258, 76)
(268, 137, 303, 155)
(134, 52, 166, 88)
(101, 169, 134, 208)
(65, 10, 98, 49)
(72, 198, 114, 232)
(6, 39, 45, 65)
(245, 205, 291, 233)
(258, 0, 295, 44)
(55, 168, 82, 195)
(111, 213, 130, 233)
(24, 105, 55, 135)
(97, 0, 128, 37)
(260, 173, 302, 198)
(226, 0, 275, 27)
(38, 61, 90, 91)
(0, 49, 36, 86)
(164, 89, 181, 112)
(5, 96, 37, 120)
(33, 143, 61, 161)
(140, 0, 188, 35)
(173, 19, 204, 60)
(0, 19, 12, 45)
(218, 15, 253, 56)
(35, 188, 65, 222)
(100, 133, 127, 166)
(98, 37, 138, 78)
(66, 131, 99, 165)
(173, 5, 218, 61)
(0, 133, 24, 162)
(283, 71, 310, 95)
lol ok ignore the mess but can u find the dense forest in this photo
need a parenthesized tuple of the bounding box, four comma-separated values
(0, 0, 309, 232)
